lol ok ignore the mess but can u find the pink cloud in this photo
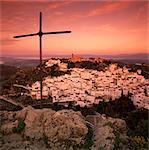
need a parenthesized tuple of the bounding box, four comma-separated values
(58, 1, 131, 22)
(47, 1, 73, 10)
(88, 2, 130, 17)
(136, 5, 148, 21)
(53, 11, 63, 16)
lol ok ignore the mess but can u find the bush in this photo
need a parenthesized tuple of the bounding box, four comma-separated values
(128, 136, 148, 150)
(43, 135, 49, 146)
(13, 119, 25, 133)
(126, 110, 148, 139)
(81, 126, 94, 149)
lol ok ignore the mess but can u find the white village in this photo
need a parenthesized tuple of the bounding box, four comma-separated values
(30, 59, 149, 110)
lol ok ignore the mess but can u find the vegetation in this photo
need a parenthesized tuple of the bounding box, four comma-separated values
(104, 122, 121, 150)
(127, 63, 149, 79)
(0, 130, 4, 145)
(93, 94, 149, 150)
(12, 119, 25, 133)
(67, 60, 108, 71)
(95, 94, 135, 117)
(128, 136, 149, 150)
(80, 106, 96, 117)
(73, 93, 148, 150)
(43, 135, 49, 146)
(0, 64, 17, 82)
(126, 112, 148, 138)
(81, 126, 94, 149)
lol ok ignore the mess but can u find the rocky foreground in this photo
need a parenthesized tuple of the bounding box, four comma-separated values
(0, 106, 137, 150)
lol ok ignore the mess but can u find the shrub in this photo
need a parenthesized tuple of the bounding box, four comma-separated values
(128, 136, 148, 150)
(13, 119, 25, 133)
(126, 110, 148, 139)
(43, 135, 49, 146)
(81, 126, 94, 149)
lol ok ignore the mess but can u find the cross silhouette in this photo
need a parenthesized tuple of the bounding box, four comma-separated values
(14, 12, 71, 101)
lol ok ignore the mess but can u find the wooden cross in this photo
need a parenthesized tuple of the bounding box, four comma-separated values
(14, 12, 71, 101)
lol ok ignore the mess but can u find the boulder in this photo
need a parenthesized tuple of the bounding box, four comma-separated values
(1, 106, 88, 149)
(44, 109, 88, 145)
(23, 109, 45, 139)
(20, 107, 55, 140)
(86, 114, 128, 150)
(1, 120, 18, 134)
(108, 117, 127, 133)
(92, 126, 115, 150)
(15, 106, 33, 120)
(0, 111, 16, 124)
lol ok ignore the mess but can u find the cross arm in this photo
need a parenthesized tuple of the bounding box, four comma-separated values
(13, 33, 38, 38)
(43, 31, 71, 35)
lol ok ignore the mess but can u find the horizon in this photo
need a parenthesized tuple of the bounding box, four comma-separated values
(0, 0, 148, 56)
(1, 52, 148, 59)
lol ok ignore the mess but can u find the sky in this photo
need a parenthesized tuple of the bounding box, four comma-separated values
(0, 0, 148, 57)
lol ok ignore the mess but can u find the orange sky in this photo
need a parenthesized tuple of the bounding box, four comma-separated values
(0, 0, 148, 56)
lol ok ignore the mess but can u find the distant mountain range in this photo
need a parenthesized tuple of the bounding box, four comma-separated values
(99, 53, 148, 64)
(102, 53, 148, 60)
(0, 53, 148, 66)
(0, 57, 39, 67)
(75, 53, 148, 60)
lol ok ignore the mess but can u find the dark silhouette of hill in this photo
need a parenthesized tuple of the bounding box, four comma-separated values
(0, 64, 17, 83)
(0, 56, 39, 67)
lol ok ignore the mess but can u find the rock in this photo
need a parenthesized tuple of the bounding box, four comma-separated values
(24, 108, 55, 140)
(0, 106, 88, 149)
(15, 106, 33, 120)
(92, 126, 115, 150)
(108, 118, 127, 133)
(1, 120, 18, 134)
(0, 111, 16, 125)
(44, 109, 88, 145)
(86, 114, 128, 150)
(1, 133, 49, 150)
(24, 109, 44, 139)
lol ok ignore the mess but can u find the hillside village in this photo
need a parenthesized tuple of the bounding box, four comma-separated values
(31, 59, 149, 110)
(0, 57, 149, 150)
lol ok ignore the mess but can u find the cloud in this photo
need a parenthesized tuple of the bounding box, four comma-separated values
(88, 2, 130, 17)
(0, 0, 49, 1)
(57, 1, 131, 22)
(47, 1, 73, 10)
(94, 24, 148, 34)
(53, 11, 63, 16)
(135, 4, 148, 21)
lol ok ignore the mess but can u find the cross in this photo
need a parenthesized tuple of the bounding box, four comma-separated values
(14, 12, 71, 101)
